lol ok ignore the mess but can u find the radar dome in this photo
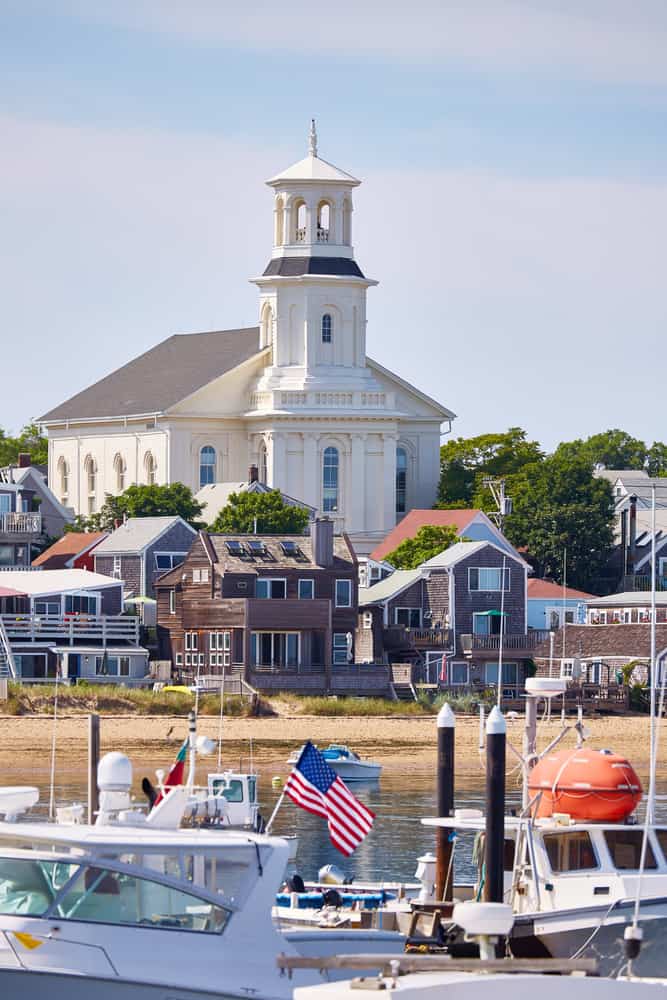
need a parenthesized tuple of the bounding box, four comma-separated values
(98, 752, 133, 792)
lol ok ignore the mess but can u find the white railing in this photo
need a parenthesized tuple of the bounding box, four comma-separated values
(1, 614, 140, 644)
(316, 227, 329, 243)
(247, 389, 395, 412)
(0, 512, 42, 533)
(295, 227, 306, 242)
(0, 565, 42, 571)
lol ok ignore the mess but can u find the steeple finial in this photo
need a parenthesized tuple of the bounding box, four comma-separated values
(309, 119, 318, 157)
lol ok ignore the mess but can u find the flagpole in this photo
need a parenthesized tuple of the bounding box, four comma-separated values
(265, 790, 286, 835)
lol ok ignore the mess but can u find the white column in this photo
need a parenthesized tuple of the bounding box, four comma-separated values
(271, 432, 287, 491)
(382, 432, 397, 531)
(302, 433, 319, 509)
(350, 434, 366, 533)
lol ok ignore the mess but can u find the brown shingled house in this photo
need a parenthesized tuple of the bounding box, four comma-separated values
(155, 519, 388, 695)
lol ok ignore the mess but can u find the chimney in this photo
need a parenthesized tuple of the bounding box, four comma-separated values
(310, 517, 334, 567)
(249, 464, 259, 484)
(18, 453, 31, 468)
(629, 495, 637, 572)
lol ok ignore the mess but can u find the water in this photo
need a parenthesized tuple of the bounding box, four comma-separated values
(16, 757, 667, 887)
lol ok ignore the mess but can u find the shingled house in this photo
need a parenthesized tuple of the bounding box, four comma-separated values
(155, 519, 388, 695)
(358, 540, 545, 693)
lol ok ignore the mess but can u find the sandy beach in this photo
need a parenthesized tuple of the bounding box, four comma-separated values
(0, 712, 656, 779)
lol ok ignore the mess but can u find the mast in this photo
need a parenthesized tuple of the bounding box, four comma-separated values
(648, 483, 657, 823)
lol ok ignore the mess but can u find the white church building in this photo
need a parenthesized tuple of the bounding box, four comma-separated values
(41, 125, 454, 552)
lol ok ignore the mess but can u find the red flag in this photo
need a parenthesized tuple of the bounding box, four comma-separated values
(154, 738, 188, 806)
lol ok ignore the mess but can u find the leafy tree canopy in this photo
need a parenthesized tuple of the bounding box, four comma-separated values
(554, 429, 650, 472)
(384, 524, 463, 570)
(209, 489, 310, 535)
(438, 427, 543, 507)
(504, 455, 615, 591)
(0, 423, 48, 467)
(72, 484, 205, 532)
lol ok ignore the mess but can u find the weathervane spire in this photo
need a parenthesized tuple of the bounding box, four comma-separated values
(309, 119, 318, 157)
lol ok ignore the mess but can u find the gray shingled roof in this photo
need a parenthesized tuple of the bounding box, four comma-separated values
(94, 517, 196, 555)
(41, 327, 263, 422)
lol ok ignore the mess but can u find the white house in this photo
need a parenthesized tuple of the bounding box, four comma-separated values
(41, 123, 454, 553)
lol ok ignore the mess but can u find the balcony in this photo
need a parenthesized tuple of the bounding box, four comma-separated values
(623, 574, 667, 593)
(1, 614, 140, 645)
(316, 227, 330, 243)
(460, 629, 551, 658)
(383, 626, 453, 652)
(0, 513, 41, 534)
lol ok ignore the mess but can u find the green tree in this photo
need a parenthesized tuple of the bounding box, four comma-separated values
(384, 524, 463, 569)
(209, 490, 311, 534)
(504, 455, 615, 590)
(0, 423, 48, 467)
(78, 483, 205, 531)
(438, 428, 543, 507)
(554, 429, 648, 471)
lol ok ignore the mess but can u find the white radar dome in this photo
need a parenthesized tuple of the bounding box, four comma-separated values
(453, 901, 514, 938)
(98, 752, 133, 792)
(525, 677, 567, 698)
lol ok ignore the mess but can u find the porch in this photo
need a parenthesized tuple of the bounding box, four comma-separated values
(382, 626, 453, 653)
(0, 513, 42, 534)
(1, 614, 140, 645)
(248, 662, 392, 697)
(460, 629, 551, 657)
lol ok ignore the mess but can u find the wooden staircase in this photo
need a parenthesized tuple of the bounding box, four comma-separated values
(0, 618, 16, 678)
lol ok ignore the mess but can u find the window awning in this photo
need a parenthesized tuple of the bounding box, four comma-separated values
(477, 609, 509, 616)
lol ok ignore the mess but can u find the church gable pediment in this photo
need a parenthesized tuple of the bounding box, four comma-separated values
(366, 358, 455, 421)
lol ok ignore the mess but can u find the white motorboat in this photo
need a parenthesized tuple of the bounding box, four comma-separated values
(0, 756, 401, 999)
(287, 744, 382, 782)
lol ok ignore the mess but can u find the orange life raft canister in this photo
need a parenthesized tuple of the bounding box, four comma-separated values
(527, 748, 642, 821)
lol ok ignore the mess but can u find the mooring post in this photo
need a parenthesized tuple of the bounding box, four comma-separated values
(87, 713, 100, 824)
(484, 705, 506, 904)
(435, 702, 455, 900)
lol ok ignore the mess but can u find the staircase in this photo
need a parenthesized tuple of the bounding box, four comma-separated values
(391, 680, 418, 702)
(0, 618, 16, 678)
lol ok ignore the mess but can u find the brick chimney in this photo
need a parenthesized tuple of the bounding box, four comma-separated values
(310, 517, 334, 567)
(248, 464, 259, 484)
(17, 453, 31, 468)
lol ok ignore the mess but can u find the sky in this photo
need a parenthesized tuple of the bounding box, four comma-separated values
(2, 1, 667, 451)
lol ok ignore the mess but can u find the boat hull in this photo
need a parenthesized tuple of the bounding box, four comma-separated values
(327, 760, 382, 782)
(512, 897, 667, 977)
(0, 967, 247, 1000)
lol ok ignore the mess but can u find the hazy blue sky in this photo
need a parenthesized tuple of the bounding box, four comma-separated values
(2, 2, 667, 450)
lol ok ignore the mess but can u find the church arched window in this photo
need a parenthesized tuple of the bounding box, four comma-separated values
(396, 447, 408, 517)
(113, 453, 126, 494)
(321, 314, 332, 344)
(84, 455, 96, 514)
(261, 303, 273, 349)
(57, 457, 69, 504)
(199, 446, 216, 488)
(317, 201, 330, 243)
(258, 440, 268, 484)
(144, 452, 157, 486)
(294, 200, 307, 242)
(322, 447, 339, 513)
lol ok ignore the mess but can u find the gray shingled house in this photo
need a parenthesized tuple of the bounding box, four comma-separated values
(93, 517, 197, 612)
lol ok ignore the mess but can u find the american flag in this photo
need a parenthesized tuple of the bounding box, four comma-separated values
(284, 742, 375, 856)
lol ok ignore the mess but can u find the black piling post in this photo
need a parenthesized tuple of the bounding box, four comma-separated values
(484, 705, 506, 904)
(435, 702, 455, 900)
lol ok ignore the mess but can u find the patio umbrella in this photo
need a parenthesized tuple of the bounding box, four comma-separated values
(124, 596, 157, 605)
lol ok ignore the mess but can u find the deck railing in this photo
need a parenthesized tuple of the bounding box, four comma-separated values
(1, 614, 140, 645)
(460, 630, 551, 655)
(0, 513, 41, 534)
(623, 574, 667, 592)
(383, 626, 452, 650)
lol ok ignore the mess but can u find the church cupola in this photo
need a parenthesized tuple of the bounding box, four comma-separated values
(264, 121, 364, 276)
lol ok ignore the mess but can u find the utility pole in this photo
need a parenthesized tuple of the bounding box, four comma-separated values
(482, 478, 513, 532)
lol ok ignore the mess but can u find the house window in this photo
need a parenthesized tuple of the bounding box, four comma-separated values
(154, 553, 186, 571)
(185, 653, 191, 666)
(335, 579, 352, 607)
(560, 659, 574, 678)
(660, 557, 667, 579)
(144, 451, 157, 486)
(396, 447, 407, 516)
(185, 632, 198, 651)
(333, 632, 350, 664)
(0, 495, 10, 514)
(57, 457, 69, 503)
(112, 556, 122, 579)
(394, 607, 421, 628)
(485, 662, 518, 687)
(34, 600, 60, 616)
(639, 608, 651, 623)
(322, 447, 339, 513)
(210, 632, 231, 651)
(258, 441, 268, 484)
(199, 446, 216, 488)
(175, 652, 183, 666)
(468, 566, 510, 592)
(321, 313, 332, 343)
(450, 661, 470, 685)
(298, 579, 314, 600)
(362, 611, 373, 629)
(84, 456, 96, 514)
(250, 632, 299, 668)
(473, 612, 504, 636)
(193, 567, 209, 584)
(64, 594, 98, 615)
(113, 453, 126, 493)
(169, 590, 175, 615)
(256, 578, 287, 599)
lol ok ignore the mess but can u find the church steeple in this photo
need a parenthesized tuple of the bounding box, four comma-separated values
(308, 118, 318, 157)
